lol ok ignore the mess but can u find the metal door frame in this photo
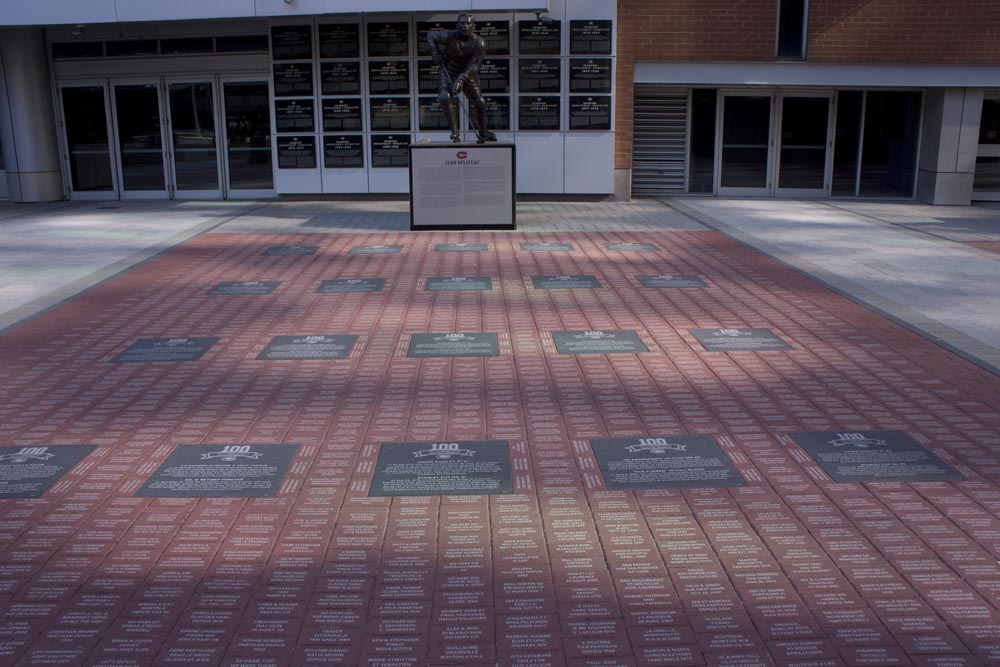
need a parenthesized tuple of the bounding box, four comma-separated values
(57, 80, 119, 201)
(774, 90, 835, 198)
(219, 75, 276, 199)
(109, 78, 171, 200)
(716, 90, 775, 197)
(163, 77, 225, 200)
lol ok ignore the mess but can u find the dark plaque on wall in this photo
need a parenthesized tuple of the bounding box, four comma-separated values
(425, 277, 493, 291)
(590, 436, 744, 490)
(368, 22, 409, 58)
(271, 25, 312, 60)
(690, 328, 791, 351)
(532, 275, 602, 289)
(607, 242, 658, 251)
(569, 96, 611, 131)
(416, 21, 449, 56)
(519, 59, 561, 93)
(369, 60, 409, 95)
(137, 444, 299, 497)
(519, 20, 561, 55)
(317, 278, 385, 293)
(636, 274, 707, 289)
(477, 21, 510, 55)
(520, 242, 573, 251)
(370, 440, 512, 497)
(435, 243, 488, 252)
(275, 99, 315, 133)
(552, 330, 648, 355)
(323, 135, 364, 168)
(258, 335, 357, 360)
(478, 59, 510, 93)
(322, 99, 362, 131)
(484, 97, 510, 131)
(263, 245, 318, 256)
(407, 332, 499, 358)
(570, 20, 613, 55)
(569, 58, 612, 93)
(370, 98, 411, 131)
(350, 244, 403, 254)
(276, 136, 317, 169)
(370, 135, 410, 168)
(418, 98, 449, 131)
(321, 62, 361, 95)
(209, 281, 281, 295)
(0, 445, 95, 499)
(519, 96, 560, 131)
(319, 23, 360, 59)
(112, 337, 218, 363)
(417, 60, 442, 94)
(273, 63, 313, 97)
(791, 431, 962, 483)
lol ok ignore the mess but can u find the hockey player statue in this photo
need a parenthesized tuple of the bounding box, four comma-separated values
(427, 14, 498, 143)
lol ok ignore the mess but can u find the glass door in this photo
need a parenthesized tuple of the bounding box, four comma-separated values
(60, 84, 117, 199)
(718, 94, 774, 196)
(111, 82, 169, 199)
(973, 97, 1000, 200)
(166, 81, 222, 199)
(775, 94, 833, 197)
(221, 80, 274, 197)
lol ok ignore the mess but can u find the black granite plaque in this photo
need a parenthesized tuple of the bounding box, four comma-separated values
(425, 277, 493, 291)
(263, 245, 318, 256)
(484, 96, 511, 131)
(435, 243, 488, 252)
(258, 335, 357, 360)
(407, 332, 499, 358)
(369, 61, 409, 95)
(368, 22, 408, 58)
(569, 58, 612, 93)
(137, 444, 299, 497)
(350, 244, 403, 254)
(0, 445, 96, 499)
(791, 431, 962, 483)
(478, 59, 510, 93)
(418, 98, 449, 131)
(273, 63, 313, 97)
(518, 96, 560, 131)
(591, 436, 744, 489)
(607, 242, 658, 251)
(370, 98, 410, 132)
(370, 135, 410, 168)
(323, 135, 364, 168)
(569, 96, 612, 131)
(275, 99, 315, 133)
(271, 25, 312, 60)
(112, 337, 218, 363)
(690, 328, 792, 351)
(570, 20, 613, 55)
(636, 275, 707, 289)
(322, 98, 362, 131)
(477, 21, 510, 55)
(552, 330, 648, 355)
(370, 440, 512, 497)
(519, 20, 561, 55)
(319, 23, 360, 59)
(317, 278, 385, 293)
(321, 62, 361, 95)
(417, 60, 442, 94)
(519, 59, 561, 93)
(416, 21, 449, 56)
(208, 281, 281, 295)
(520, 242, 574, 251)
(276, 136, 317, 169)
(532, 275, 602, 289)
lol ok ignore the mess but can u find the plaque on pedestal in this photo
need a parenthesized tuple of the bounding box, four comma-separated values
(409, 144, 515, 230)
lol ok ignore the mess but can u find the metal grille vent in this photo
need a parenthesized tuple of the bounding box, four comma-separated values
(631, 85, 688, 196)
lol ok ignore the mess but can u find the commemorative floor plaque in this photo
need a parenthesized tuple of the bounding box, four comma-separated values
(590, 436, 744, 490)
(112, 337, 218, 363)
(607, 242, 658, 251)
(435, 243, 488, 252)
(258, 335, 357, 360)
(532, 275, 602, 289)
(407, 333, 499, 357)
(552, 330, 648, 355)
(370, 440, 512, 496)
(209, 281, 281, 295)
(0, 445, 95, 498)
(425, 277, 493, 291)
(263, 245, 318, 256)
(791, 431, 962, 483)
(690, 328, 792, 351)
(637, 275, 707, 289)
(410, 144, 516, 230)
(350, 244, 403, 254)
(520, 242, 574, 251)
(137, 444, 299, 497)
(317, 278, 385, 293)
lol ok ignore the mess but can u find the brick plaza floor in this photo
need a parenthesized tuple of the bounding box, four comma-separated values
(1, 226, 999, 667)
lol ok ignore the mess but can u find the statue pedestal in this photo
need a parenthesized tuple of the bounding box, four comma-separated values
(409, 142, 516, 230)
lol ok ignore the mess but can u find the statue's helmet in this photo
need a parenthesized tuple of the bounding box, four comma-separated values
(457, 13, 476, 34)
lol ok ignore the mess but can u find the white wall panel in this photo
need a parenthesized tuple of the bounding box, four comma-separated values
(0, 0, 116, 25)
(322, 169, 369, 193)
(275, 167, 321, 193)
(515, 132, 563, 193)
(564, 133, 613, 193)
(368, 168, 409, 193)
(116, 0, 256, 23)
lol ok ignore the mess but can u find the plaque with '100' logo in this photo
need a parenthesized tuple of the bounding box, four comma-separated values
(137, 444, 299, 497)
(370, 440, 512, 496)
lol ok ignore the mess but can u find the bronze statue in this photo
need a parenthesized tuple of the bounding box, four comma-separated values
(427, 14, 497, 144)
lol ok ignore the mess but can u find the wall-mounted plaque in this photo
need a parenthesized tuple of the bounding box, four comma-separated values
(636, 275, 707, 289)
(323, 135, 364, 169)
(478, 21, 511, 55)
(368, 22, 408, 58)
(137, 444, 299, 498)
(112, 337, 218, 363)
(416, 21, 449, 56)
(518, 96, 560, 131)
(370, 98, 411, 131)
(418, 98, 449, 131)
(0, 445, 95, 499)
(552, 330, 648, 355)
(484, 96, 510, 131)
(368, 60, 409, 95)
(791, 431, 963, 483)
(569, 58, 612, 93)
(275, 99, 315, 133)
(425, 277, 493, 291)
(209, 281, 281, 295)
(519, 59, 561, 94)
(322, 98, 362, 132)
(321, 62, 361, 95)
(263, 245, 317, 256)
(689, 328, 791, 351)
(590, 436, 744, 489)
(519, 20, 561, 55)
(371, 135, 410, 168)
(319, 23, 360, 59)
(407, 332, 499, 358)
(317, 278, 385, 293)
(276, 136, 317, 169)
(370, 441, 512, 497)
(478, 59, 510, 93)
(257, 335, 357, 360)
(417, 60, 441, 94)
(570, 20, 613, 55)
(569, 96, 611, 131)
(271, 25, 312, 60)
(273, 63, 313, 97)
(532, 275, 602, 289)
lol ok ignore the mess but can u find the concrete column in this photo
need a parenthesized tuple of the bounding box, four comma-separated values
(0, 27, 64, 202)
(916, 87, 982, 205)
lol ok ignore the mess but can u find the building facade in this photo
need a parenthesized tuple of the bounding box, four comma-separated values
(1, 0, 998, 205)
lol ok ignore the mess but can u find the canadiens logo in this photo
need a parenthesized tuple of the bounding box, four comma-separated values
(201, 445, 263, 461)
(412, 443, 475, 459)
(456, 151, 468, 159)
(828, 433, 887, 449)
(625, 438, 688, 454)
(0, 447, 55, 463)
